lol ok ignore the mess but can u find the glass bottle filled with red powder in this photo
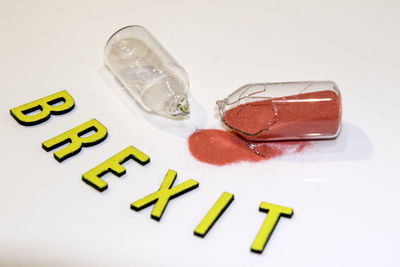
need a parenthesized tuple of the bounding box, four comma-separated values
(216, 81, 342, 142)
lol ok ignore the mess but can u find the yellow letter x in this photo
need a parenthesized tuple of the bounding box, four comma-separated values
(131, 169, 199, 221)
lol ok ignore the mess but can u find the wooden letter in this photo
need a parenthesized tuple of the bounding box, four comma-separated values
(10, 90, 75, 126)
(251, 202, 293, 254)
(131, 169, 199, 221)
(42, 119, 107, 162)
(194, 192, 234, 237)
(82, 146, 150, 192)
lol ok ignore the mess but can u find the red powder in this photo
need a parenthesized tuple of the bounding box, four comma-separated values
(188, 90, 338, 165)
(223, 90, 341, 141)
(188, 129, 310, 166)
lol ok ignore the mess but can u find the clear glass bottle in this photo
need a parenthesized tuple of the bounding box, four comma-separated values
(104, 25, 190, 118)
(216, 81, 342, 141)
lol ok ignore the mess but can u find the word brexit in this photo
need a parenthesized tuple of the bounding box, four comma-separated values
(9, 90, 294, 254)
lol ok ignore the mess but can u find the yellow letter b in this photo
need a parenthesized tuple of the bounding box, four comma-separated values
(10, 90, 75, 126)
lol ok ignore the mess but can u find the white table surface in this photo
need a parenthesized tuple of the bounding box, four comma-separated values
(1, 0, 399, 266)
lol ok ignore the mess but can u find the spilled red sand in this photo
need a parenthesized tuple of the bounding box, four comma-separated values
(188, 129, 310, 166)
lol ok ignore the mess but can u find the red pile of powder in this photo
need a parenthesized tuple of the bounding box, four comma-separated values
(223, 90, 341, 141)
(188, 129, 310, 166)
